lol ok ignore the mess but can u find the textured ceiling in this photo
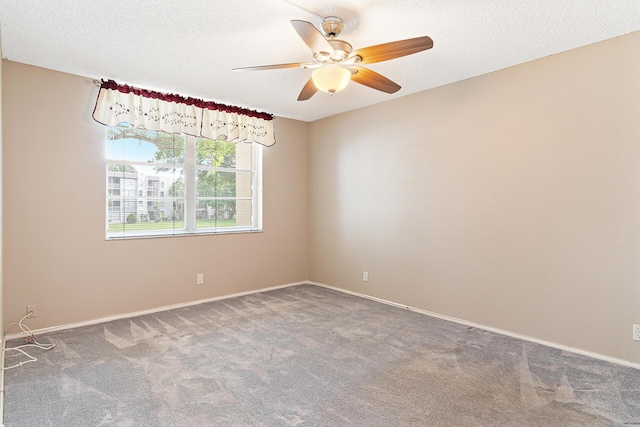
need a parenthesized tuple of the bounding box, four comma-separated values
(1, 1, 639, 122)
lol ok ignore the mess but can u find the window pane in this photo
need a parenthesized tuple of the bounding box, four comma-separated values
(106, 168, 137, 224)
(149, 133, 186, 165)
(236, 171, 253, 198)
(195, 137, 237, 168)
(194, 199, 253, 229)
(235, 142, 254, 170)
(106, 127, 261, 239)
(234, 199, 253, 227)
(195, 200, 233, 228)
(107, 125, 186, 165)
(196, 171, 245, 198)
(106, 164, 185, 234)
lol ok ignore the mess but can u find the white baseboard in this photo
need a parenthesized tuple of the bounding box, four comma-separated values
(309, 281, 640, 370)
(6, 279, 639, 371)
(5, 281, 306, 341)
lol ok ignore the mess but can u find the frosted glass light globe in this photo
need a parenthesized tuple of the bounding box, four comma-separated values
(312, 65, 351, 94)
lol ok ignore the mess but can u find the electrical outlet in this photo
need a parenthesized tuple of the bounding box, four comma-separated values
(26, 305, 37, 318)
(363, 271, 369, 282)
(197, 273, 204, 285)
(633, 324, 640, 342)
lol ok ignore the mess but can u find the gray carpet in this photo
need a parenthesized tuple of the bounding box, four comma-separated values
(3, 284, 640, 426)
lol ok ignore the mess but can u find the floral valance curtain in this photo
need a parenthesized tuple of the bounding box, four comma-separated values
(92, 80, 275, 146)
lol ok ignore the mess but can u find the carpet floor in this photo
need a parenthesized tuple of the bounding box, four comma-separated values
(3, 284, 640, 426)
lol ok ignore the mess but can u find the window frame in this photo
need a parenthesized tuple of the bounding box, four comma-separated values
(105, 127, 263, 240)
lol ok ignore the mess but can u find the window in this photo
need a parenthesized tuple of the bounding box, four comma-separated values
(106, 124, 262, 239)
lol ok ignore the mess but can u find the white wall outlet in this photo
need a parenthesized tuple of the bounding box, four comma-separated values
(633, 324, 640, 342)
(26, 305, 37, 318)
(197, 273, 204, 285)
(363, 271, 369, 282)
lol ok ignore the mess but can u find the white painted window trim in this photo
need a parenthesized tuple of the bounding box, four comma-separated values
(105, 130, 263, 240)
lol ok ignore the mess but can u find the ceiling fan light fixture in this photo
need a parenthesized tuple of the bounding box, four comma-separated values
(312, 64, 351, 94)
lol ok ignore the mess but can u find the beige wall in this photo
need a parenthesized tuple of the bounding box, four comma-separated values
(0, 39, 3, 341)
(309, 32, 640, 363)
(2, 61, 309, 330)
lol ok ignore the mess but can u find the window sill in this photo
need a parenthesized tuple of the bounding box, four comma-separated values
(106, 227, 263, 240)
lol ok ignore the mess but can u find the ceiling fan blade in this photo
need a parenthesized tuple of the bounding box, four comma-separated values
(297, 78, 318, 101)
(291, 20, 335, 55)
(232, 63, 303, 72)
(350, 36, 433, 64)
(350, 66, 401, 94)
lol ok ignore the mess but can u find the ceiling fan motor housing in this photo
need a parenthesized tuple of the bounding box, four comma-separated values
(328, 39, 352, 61)
(312, 39, 352, 63)
(321, 16, 344, 37)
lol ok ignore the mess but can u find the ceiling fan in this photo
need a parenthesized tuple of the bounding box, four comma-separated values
(232, 16, 433, 101)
